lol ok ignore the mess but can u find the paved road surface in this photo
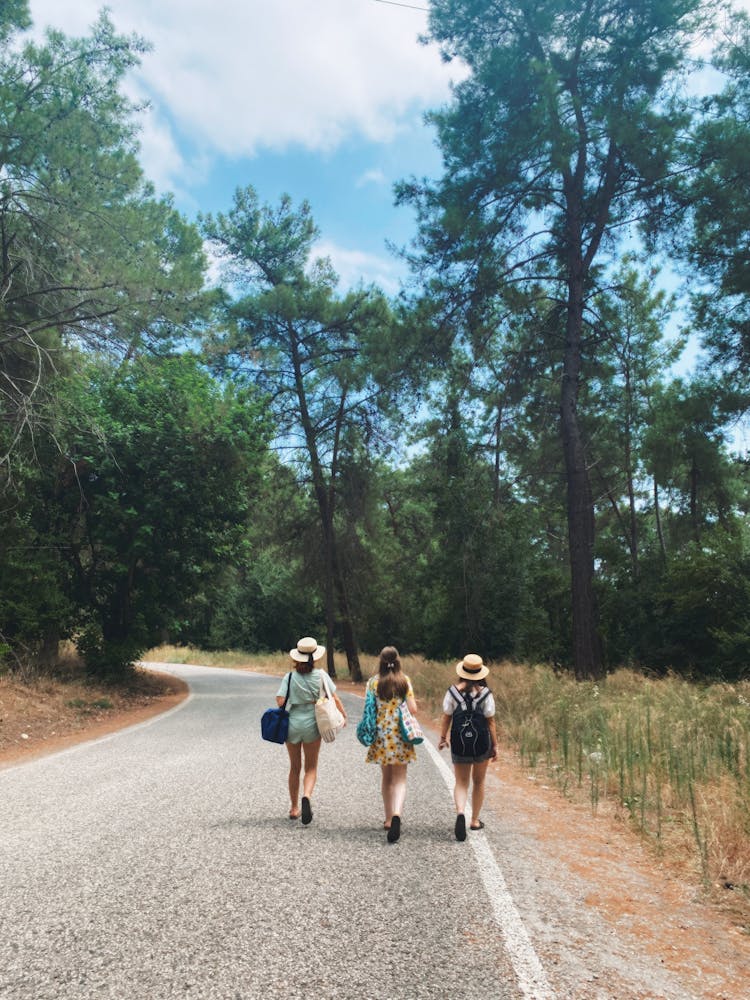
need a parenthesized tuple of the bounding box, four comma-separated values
(0, 664, 730, 999)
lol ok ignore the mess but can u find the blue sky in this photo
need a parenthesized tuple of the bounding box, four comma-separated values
(26, 0, 750, 390)
(28, 0, 459, 293)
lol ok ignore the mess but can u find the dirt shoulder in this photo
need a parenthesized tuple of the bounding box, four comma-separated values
(0, 668, 188, 770)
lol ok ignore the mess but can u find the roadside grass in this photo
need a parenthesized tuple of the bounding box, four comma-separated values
(146, 644, 750, 919)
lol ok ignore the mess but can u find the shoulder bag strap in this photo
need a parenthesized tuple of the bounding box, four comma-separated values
(281, 672, 292, 710)
(319, 670, 333, 700)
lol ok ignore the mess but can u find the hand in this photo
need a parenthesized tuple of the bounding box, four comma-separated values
(490, 743, 498, 760)
(438, 736, 449, 750)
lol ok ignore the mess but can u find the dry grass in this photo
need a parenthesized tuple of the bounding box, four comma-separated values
(144, 644, 750, 919)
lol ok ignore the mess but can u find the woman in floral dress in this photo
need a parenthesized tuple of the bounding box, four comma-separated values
(365, 646, 419, 843)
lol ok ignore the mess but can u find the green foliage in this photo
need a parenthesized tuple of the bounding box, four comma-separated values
(0, 11, 206, 468)
(58, 355, 270, 675)
(688, 12, 750, 395)
(0, 355, 271, 677)
(3, 0, 750, 689)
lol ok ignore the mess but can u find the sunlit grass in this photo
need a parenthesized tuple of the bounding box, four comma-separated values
(143, 644, 750, 912)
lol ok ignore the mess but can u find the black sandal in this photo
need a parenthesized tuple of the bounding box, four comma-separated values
(301, 796, 313, 825)
(455, 813, 467, 841)
(387, 815, 401, 843)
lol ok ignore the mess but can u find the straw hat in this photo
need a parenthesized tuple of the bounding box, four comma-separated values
(289, 636, 326, 662)
(455, 653, 489, 681)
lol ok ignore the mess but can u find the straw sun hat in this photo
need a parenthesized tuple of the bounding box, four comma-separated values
(455, 653, 489, 681)
(289, 636, 326, 662)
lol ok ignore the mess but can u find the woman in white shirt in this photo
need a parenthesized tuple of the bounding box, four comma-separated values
(437, 653, 498, 841)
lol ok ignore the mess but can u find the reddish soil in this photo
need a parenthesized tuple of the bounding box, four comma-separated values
(0, 669, 188, 769)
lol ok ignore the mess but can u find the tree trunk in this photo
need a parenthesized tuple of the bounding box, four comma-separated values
(33, 625, 60, 672)
(654, 478, 667, 563)
(689, 456, 700, 542)
(561, 267, 603, 680)
(336, 588, 362, 680)
(323, 522, 337, 679)
(623, 369, 639, 578)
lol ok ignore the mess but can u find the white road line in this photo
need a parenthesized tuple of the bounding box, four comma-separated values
(423, 738, 556, 1000)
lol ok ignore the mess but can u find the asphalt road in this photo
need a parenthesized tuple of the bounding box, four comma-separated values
(0, 664, 733, 1000)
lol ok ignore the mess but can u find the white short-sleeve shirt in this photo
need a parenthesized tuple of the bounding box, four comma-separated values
(443, 685, 496, 717)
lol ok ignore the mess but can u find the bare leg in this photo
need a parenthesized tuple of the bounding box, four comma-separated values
(453, 762, 472, 815)
(380, 765, 391, 826)
(390, 764, 408, 818)
(285, 742, 302, 817)
(470, 760, 490, 827)
(301, 739, 321, 799)
(381, 763, 408, 823)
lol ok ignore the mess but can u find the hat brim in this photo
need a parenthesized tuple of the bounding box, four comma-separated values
(290, 645, 326, 662)
(456, 662, 490, 681)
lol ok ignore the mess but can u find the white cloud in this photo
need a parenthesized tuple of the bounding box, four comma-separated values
(28, 1, 459, 162)
(313, 239, 404, 295)
(356, 168, 388, 188)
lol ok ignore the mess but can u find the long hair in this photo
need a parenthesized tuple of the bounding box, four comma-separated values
(376, 646, 408, 701)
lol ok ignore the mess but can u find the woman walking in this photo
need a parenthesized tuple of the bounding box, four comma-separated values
(438, 653, 498, 841)
(365, 646, 419, 843)
(276, 636, 347, 824)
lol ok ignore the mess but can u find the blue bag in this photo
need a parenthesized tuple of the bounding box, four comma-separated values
(261, 674, 292, 744)
(356, 684, 378, 746)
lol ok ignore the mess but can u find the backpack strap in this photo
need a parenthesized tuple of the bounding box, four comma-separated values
(475, 688, 491, 712)
(448, 685, 463, 709)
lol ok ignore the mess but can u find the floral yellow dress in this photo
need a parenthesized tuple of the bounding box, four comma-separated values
(365, 674, 417, 765)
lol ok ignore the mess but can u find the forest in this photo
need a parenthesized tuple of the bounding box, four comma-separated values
(1, 0, 749, 685)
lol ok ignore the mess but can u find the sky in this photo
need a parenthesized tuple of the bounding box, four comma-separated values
(28, 0, 461, 294)
(24, 0, 750, 383)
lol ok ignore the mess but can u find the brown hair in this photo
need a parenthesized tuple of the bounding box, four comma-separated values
(376, 646, 408, 701)
(292, 653, 316, 675)
(456, 678, 491, 702)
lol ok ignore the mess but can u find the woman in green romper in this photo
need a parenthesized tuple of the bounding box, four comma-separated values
(276, 636, 347, 824)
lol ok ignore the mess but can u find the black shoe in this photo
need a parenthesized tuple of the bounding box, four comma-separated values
(301, 796, 313, 825)
(455, 813, 466, 841)
(387, 815, 401, 843)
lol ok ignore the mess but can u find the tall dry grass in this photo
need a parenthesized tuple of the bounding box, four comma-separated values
(488, 662, 750, 901)
(144, 645, 750, 909)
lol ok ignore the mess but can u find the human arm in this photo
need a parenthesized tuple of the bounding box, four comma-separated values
(405, 676, 418, 716)
(438, 712, 452, 750)
(488, 716, 498, 760)
(333, 691, 348, 726)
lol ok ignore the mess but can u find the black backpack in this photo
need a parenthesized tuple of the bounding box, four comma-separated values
(449, 685, 491, 757)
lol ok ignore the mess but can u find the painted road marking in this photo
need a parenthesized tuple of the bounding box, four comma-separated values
(423, 738, 556, 1000)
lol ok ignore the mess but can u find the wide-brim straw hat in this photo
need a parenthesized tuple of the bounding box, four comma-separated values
(290, 636, 326, 662)
(456, 653, 489, 681)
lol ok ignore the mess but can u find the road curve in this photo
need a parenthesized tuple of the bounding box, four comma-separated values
(0, 664, 731, 999)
